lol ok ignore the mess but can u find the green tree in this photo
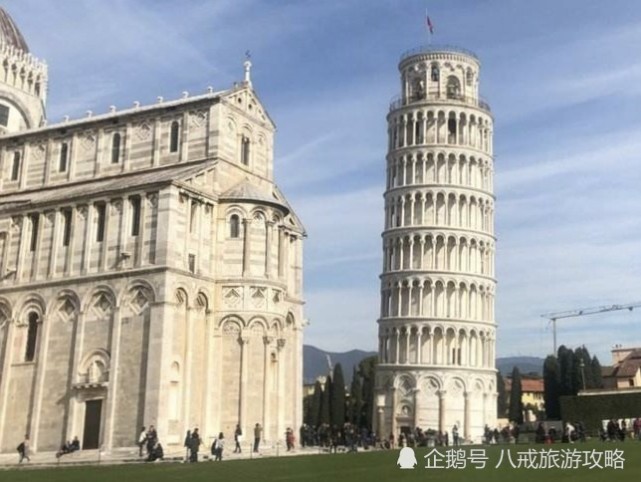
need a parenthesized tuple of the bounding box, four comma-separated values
(358, 356, 378, 429)
(496, 372, 508, 418)
(310, 380, 323, 427)
(590, 355, 603, 389)
(331, 364, 346, 428)
(557, 345, 575, 396)
(508, 366, 524, 425)
(543, 355, 561, 419)
(349, 367, 363, 425)
(319, 375, 332, 426)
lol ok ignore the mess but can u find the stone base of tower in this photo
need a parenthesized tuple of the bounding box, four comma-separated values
(374, 367, 497, 444)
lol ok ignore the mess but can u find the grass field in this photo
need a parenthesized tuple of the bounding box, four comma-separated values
(0, 442, 639, 482)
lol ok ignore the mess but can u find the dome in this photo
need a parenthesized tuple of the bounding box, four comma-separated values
(0, 8, 29, 53)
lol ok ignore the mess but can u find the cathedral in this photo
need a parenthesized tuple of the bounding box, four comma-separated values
(0, 8, 305, 453)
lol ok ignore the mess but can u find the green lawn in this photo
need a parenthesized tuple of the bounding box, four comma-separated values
(0, 442, 638, 482)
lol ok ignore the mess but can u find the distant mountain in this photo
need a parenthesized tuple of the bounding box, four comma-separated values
(303, 345, 376, 384)
(496, 356, 545, 376)
(303, 345, 545, 383)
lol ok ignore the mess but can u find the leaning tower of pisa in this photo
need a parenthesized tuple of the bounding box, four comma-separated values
(374, 45, 497, 443)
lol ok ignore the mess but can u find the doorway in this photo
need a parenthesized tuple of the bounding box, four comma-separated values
(82, 399, 103, 449)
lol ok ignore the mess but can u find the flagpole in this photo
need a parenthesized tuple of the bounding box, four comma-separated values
(426, 9, 431, 46)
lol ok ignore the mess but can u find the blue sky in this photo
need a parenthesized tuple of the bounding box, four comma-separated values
(5, 0, 641, 363)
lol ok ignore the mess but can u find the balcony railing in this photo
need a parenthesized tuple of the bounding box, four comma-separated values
(400, 44, 479, 63)
(389, 92, 491, 113)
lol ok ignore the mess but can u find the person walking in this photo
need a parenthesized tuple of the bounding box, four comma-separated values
(253, 423, 262, 453)
(213, 432, 225, 461)
(138, 426, 147, 457)
(190, 428, 202, 463)
(17, 435, 30, 463)
(234, 424, 242, 453)
(183, 430, 191, 462)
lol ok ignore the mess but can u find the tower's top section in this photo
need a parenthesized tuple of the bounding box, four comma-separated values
(0, 7, 48, 134)
(392, 44, 489, 113)
(0, 7, 29, 53)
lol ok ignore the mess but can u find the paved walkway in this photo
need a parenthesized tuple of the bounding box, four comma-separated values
(0, 444, 349, 470)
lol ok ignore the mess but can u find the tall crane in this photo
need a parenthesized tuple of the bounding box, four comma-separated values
(541, 301, 641, 354)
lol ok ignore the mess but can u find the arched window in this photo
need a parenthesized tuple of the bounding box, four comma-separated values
(230, 214, 240, 238)
(59, 142, 69, 172)
(170, 120, 180, 153)
(25, 312, 39, 362)
(111, 133, 121, 164)
(446, 76, 461, 99)
(241, 136, 250, 165)
(11, 151, 20, 181)
(431, 63, 439, 82)
(466, 68, 474, 86)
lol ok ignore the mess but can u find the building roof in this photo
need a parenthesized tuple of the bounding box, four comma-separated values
(609, 349, 641, 378)
(504, 377, 544, 393)
(0, 160, 213, 213)
(0, 8, 29, 53)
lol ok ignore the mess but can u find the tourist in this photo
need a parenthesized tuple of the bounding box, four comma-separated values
(17, 435, 30, 463)
(146, 425, 158, 455)
(138, 426, 147, 457)
(234, 424, 242, 453)
(452, 425, 459, 446)
(147, 441, 164, 462)
(286, 427, 295, 451)
(183, 430, 191, 461)
(212, 432, 225, 461)
(190, 428, 202, 462)
(253, 423, 262, 453)
(70, 436, 80, 452)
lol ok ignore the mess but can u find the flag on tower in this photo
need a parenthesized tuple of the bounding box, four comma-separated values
(426, 14, 434, 34)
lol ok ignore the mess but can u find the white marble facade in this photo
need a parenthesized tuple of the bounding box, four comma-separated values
(375, 46, 497, 443)
(0, 10, 305, 453)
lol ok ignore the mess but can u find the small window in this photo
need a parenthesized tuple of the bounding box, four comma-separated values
(130, 195, 141, 236)
(0, 104, 9, 126)
(446, 76, 461, 99)
(188, 254, 196, 273)
(111, 133, 121, 164)
(230, 214, 240, 238)
(241, 136, 250, 165)
(25, 312, 39, 362)
(29, 214, 39, 252)
(62, 209, 72, 247)
(170, 120, 180, 153)
(95, 203, 106, 242)
(11, 152, 20, 181)
(59, 142, 69, 172)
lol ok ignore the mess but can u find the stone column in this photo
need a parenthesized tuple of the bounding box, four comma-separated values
(30, 212, 44, 280)
(47, 211, 60, 278)
(263, 336, 273, 441)
(64, 208, 77, 277)
(417, 329, 422, 364)
(182, 306, 193, 434)
(276, 338, 286, 441)
(391, 387, 398, 436)
(29, 312, 51, 452)
(278, 226, 286, 279)
(464, 391, 471, 441)
(242, 219, 252, 277)
(104, 306, 122, 450)
(265, 221, 274, 278)
(0, 317, 16, 447)
(239, 335, 250, 434)
(135, 194, 148, 267)
(81, 205, 94, 275)
(438, 390, 446, 433)
(413, 388, 421, 429)
(65, 310, 84, 441)
(100, 201, 112, 271)
(394, 329, 399, 364)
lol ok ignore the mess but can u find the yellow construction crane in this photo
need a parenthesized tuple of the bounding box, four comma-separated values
(541, 302, 641, 354)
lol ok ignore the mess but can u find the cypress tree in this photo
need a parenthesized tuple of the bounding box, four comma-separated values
(319, 375, 332, 426)
(591, 355, 603, 389)
(496, 372, 507, 418)
(331, 364, 346, 428)
(557, 345, 575, 396)
(349, 367, 363, 425)
(310, 380, 323, 427)
(543, 355, 561, 419)
(508, 366, 524, 424)
(359, 356, 377, 429)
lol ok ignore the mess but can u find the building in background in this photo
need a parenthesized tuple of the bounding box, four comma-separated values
(0, 8, 305, 453)
(601, 346, 641, 389)
(374, 44, 497, 442)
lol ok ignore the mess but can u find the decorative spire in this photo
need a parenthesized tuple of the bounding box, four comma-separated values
(244, 50, 252, 86)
